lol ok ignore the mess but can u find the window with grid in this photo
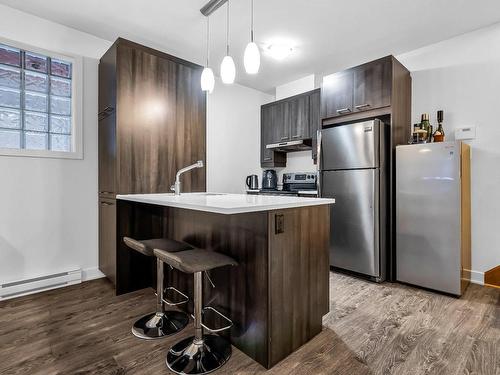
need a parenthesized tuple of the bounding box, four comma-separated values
(0, 43, 73, 153)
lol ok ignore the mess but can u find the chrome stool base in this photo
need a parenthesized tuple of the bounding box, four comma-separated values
(166, 334, 232, 375)
(132, 311, 189, 340)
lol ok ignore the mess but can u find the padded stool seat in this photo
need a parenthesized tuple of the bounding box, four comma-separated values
(153, 248, 238, 274)
(123, 237, 193, 257)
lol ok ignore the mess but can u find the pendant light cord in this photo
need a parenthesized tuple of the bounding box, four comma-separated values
(226, 1, 230, 55)
(251, 0, 254, 42)
(206, 16, 210, 66)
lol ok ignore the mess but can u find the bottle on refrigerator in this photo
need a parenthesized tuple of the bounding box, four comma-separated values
(433, 110, 445, 142)
(420, 113, 431, 142)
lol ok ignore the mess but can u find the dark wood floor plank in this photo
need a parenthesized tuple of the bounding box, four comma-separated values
(0, 273, 498, 375)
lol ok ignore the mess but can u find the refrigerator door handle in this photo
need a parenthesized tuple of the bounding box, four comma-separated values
(317, 129, 322, 197)
(373, 170, 380, 278)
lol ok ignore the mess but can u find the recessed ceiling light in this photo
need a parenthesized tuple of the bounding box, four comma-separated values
(266, 43, 293, 60)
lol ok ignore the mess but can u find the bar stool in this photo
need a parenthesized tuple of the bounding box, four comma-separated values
(123, 237, 192, 339)
(153, 247, 238, 375)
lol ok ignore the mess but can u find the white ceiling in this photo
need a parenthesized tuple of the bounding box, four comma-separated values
(2, 0, 500, 93)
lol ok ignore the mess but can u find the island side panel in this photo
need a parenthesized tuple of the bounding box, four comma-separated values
(163, 207, 270, 368)
(268, 205, 330, 367)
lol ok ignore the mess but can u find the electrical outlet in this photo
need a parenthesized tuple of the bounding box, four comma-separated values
(275, 214, 284, 234)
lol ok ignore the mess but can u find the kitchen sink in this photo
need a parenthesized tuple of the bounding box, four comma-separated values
(197, 193, 227, 196)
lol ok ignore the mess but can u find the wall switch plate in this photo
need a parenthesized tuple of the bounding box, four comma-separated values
(455, 126, 476, 140)
(275, 214, 284, 234)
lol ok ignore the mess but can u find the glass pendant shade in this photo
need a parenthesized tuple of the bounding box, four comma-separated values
(201, 67, 215, 93)
(244, 41, 260, 74)
(220, 55, 236, 84)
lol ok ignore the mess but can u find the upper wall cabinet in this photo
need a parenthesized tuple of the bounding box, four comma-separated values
(261, 103, 286, 167)
(353, 57, 391, 112)
(260, 89, 320, 167)
(287, 94, 310, 141)
(321, 70, 354, 119)
(321, 56, 398, 122)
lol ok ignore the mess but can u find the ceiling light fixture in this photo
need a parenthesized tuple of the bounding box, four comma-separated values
(244, 0, 260, 74)
(266, 43, 293, 61)
(200, 16, 215, 93)
(220, 1, 236, 84)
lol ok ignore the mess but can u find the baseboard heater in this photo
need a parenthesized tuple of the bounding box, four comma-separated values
(0, 269, 82, 301)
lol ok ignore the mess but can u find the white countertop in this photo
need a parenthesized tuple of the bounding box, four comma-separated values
(116, 193, 335, 215)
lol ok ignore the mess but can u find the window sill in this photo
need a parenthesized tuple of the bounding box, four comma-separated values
(0, 147, 83, 160)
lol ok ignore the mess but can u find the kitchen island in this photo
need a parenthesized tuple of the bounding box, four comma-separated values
(111, 193, 334, 368)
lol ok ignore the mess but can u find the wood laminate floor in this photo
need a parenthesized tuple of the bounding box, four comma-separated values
(0, 273, 498, 375)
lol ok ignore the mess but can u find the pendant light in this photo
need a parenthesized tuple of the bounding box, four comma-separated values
(220, 1, 236, 84)
(244, 0, 260, 74)
(201, 16, 215, 93)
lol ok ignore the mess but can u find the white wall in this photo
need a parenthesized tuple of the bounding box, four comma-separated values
(207, 79, 273, 193)
(273, 75, 317, 185)
(397, 23, 500, 281)
(0, 5, 110, 284)
(275, 75, 315, 101)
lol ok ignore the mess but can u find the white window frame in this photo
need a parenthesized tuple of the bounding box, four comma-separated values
(0, 37, 83, 159)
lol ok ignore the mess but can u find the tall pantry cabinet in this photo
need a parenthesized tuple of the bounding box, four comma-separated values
(98, 38, 206, 286)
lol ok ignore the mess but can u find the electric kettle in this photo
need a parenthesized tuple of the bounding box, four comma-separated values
(246, 175, 259, 190)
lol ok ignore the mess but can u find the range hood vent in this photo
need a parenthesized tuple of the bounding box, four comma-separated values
(266, 139, 312, 152)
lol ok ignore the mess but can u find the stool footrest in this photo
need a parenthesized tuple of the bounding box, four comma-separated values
(197, 306, 233, 333)
(163, 287, 189, 306)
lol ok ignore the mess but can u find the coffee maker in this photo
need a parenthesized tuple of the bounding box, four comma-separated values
(262, 170, 278, 190)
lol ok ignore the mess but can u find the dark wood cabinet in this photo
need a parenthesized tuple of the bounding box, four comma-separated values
(98, 38, 206, 197)
(321, 56, 395, 120)
(260, 89, 320, 167)
(321, 70, 354, 119)
(270, 102, 287, 143)
(353, 57, 392, 112)
(98, 114, 116, 196)
(261, 104, 286, 167)
(98, 198, 116, 285)
(287, 94, 310, 140)
(98, 38, 206, 285)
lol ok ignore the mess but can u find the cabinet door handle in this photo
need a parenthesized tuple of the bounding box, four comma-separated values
(355, 103, 370, 110)
(98, 106, 115, 121)
(292, 135, 301, 138)
(336, 108, 351, 114)
(100, 202, 114, 206)
(264, 157, 272, 161)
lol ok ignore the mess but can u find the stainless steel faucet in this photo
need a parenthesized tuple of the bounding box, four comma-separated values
(171, 160, 204, 195)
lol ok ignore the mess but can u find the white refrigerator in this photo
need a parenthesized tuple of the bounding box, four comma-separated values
(396, 141, 471, 295)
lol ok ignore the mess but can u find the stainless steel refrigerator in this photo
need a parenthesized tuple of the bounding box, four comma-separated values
(319, 119, 388, 282)
(396, 141, 471, 296)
